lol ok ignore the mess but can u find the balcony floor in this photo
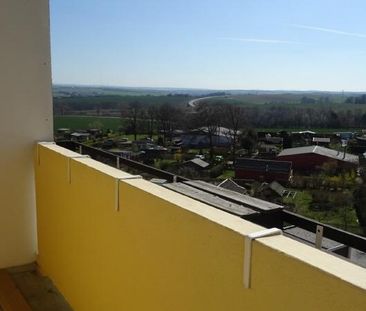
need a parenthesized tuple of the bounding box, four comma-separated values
(0, 263, 72, 311)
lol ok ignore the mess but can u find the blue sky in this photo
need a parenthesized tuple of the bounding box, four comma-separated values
(51, 0, 366, 91)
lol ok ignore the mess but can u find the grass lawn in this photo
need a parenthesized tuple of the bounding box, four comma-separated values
(218, 170, 235, 179)
(283, 190, 361, 234)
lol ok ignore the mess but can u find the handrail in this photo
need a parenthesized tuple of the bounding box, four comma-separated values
(57, 140, 366, 254)
(282, 210, 366, 253)
(57, 141, 189, 183)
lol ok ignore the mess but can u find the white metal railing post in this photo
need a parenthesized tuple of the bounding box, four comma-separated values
(116, 157, 120, 169)
(244, 228, 282, 289)
(67, 155, 90, 184)
(114, 175, 142, 211)
(315, 225, 324, 249)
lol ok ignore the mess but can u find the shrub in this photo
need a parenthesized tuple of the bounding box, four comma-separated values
(209, 163, 225, 178)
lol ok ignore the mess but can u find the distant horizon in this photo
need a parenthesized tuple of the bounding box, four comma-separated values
(53, 83, 365, 94)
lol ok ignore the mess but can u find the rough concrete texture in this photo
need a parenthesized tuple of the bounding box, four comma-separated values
(8, 264, 72, 311)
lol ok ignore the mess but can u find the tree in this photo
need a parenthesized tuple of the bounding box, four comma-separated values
(240, 128, 258, 156)
(157, 103, 178, 145)
(128, 101, 142, 141)
(196, 102, 221, 160)
(224, 104, 245, 163)
(147, 105, 157, 139)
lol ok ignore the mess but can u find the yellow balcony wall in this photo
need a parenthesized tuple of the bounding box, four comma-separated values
(36, 143, 366, 311)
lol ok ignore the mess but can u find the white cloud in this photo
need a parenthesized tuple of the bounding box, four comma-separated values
(292, 24, 366, 39)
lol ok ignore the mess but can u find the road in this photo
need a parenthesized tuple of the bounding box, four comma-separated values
(187, 95, 230, 108)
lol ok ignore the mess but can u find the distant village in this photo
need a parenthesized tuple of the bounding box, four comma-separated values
(56, 127, 364, 183)
(55, 111, 366, 239)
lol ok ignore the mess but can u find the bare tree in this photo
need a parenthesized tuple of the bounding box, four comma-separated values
(129, 101, 142, 141)
(196, 102, 221, 160)
(240, 128, 258, 156)
(157, 103, 178, 145)
(147, 105, 157, 139)
(224, 104, 245, 163)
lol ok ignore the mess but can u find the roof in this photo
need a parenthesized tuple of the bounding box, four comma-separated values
(278, 145, 359, 164)
(269, 181, 286, 196)
(313, 137, 331, 143)
(217, 179, 247, 194)
(187, 158, 210, 168)
(292, 130, 316, 135)
(184, 180, 283, 213)
(235, 158, 292, 173)
(163, 182, 258, 217)
(71, 132, 90, 137)
(195, 126, 239, 137)
(260, 136, 283, 144)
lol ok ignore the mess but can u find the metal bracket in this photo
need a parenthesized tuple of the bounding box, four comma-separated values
(36, 142, 55, 166)
(114, 176, 142, 211)
(244, 228, 282, 289)
(67, 155, 91, 184)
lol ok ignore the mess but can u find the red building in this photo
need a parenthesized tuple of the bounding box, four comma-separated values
(235, 158, 292, 182)
(277, 146, 359, 171)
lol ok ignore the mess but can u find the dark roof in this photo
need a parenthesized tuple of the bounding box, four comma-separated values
(184, 180, 283, 213)
(235, 158, 292, 174)
(259, 136, 283, 144)
(163, 182, 258, 217)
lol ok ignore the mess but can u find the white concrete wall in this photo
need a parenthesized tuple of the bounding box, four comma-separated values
(0, 0, 53, 267)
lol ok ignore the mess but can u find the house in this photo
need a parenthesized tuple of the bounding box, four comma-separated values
(183, 158, 210, 170)
(56, 128, 71, 140)
(133, 141, 167, 161)
(57, 127, 70, 134)
(116, 138, 132, 148)
(259, 134, 283, 145)
(312, 137, 331, 146)
(70, 131, 90, 142)
(181, 127, 234, 148)
(258, 143, 279, 159)
(277, 145, 359, 171)
(87, 128, 103, 138)
(292, 130, 316, 136)
(335, 132, 355, 140)
(235, 158, 292, 182)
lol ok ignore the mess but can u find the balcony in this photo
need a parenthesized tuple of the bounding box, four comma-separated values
(1, 1, 366, 309)
(30, 142, 366, 310)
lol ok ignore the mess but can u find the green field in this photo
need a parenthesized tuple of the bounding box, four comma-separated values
(54, 116, 124, 131)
